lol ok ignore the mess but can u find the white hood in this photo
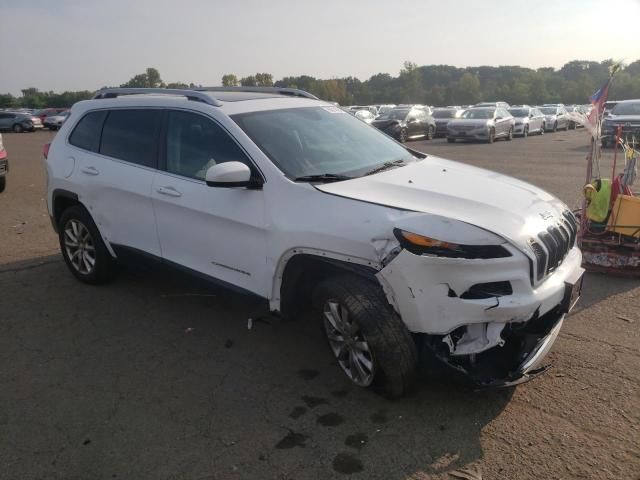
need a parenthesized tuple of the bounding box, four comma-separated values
(316, 157, 568, 248)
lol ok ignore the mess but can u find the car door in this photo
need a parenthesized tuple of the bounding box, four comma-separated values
(72, 108, 163, 257)
(531, 108, 543, 132)
(405, 111, 420, 137)
(557, 108, 567, 128)
(151, 109, 269, 296)
(493, 109, 506, 136)
(0, 113, 14, 130)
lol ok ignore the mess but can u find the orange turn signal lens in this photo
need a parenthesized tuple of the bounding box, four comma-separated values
(398, 231, 458, 250)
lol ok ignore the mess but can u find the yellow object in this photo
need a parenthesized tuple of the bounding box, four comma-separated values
(607, 195, 640, 238)
(585, 179, 611, 223)
(399, 231, 457, 249)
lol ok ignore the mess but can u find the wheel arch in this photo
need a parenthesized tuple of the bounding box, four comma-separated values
(51, 189, 116, 257)
(273, 249, 381, 319)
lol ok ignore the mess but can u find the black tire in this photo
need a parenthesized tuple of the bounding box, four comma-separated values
(539, 123, 545, 135)
(564, 121, 570, 131)
(486, 128, 495, 144)
(506, 127, 514, 141)
(0, 176, 5, 193)
(312, 275, 418, 398)
(522, 125, 529, 138)
(398, 129, 408, 143)
(12, 124, 23, 133)
(426, 125, 434, 140)
(58, 205, 118, 284)
(552, 121, 557, 132)
(447, 137, 455, 143)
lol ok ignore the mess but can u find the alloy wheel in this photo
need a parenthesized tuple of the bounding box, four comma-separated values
(63, 219, 96, 275)
(323, 299, 375, 386)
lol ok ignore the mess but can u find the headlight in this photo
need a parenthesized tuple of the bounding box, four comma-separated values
(393, 229, 512, 259)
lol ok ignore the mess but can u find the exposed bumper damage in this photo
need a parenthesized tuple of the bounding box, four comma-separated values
(377, 245, 583, 386)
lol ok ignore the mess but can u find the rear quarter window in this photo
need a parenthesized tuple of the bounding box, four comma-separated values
(99, 109, 162, 167)
(69, 111, 108, 153)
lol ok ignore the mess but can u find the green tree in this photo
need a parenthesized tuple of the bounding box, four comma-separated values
(453, 73, 481, 104)
(121, 67, 164, 88)
(221, 74, 239, 86)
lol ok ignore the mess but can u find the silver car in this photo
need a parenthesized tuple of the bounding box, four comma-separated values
(508, 106, 546, 137)
(0, 111, 43, 133)
(538, 106, 570, 132)
(447, 107, 515, 143)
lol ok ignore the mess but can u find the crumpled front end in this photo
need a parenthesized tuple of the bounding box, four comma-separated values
(377, 244, 583, 386)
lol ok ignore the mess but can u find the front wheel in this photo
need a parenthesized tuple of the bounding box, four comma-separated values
(565, 121, 570, 131)
(12, 124, 23, 133)
(59, 205, 118, 284)
(487, 128, 495, 144)
(397, 129, 408, 143)
(552, 121, 558, 132)
(539, 123, 545, 135)
(313, 275, 418, 398)
(522, 125, 529, 138)
(506, 127, 514, 141)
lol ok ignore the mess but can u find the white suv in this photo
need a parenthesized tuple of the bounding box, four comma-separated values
(44, 87, 584, 397)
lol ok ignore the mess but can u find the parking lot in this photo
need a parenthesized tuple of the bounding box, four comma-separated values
(1, 130, 638, 479)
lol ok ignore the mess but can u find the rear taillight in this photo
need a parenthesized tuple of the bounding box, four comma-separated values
(43, 143, 50, 159)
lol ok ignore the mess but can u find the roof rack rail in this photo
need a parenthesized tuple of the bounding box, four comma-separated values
(194, 86, 319, 100)
(92, 88, 222, 106)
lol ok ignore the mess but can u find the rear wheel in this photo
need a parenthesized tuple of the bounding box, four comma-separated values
(487, 128, 495, 144)
(59, 205, 118, 284)
(398, 129, 408, 143)
(313, 275, 418, 398)
(12, 124, 23, 133)
(0, 176, 5, 193)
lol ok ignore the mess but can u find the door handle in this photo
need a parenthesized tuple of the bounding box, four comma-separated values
(80, 166, 99, 175)
(157, 186, 182, 197)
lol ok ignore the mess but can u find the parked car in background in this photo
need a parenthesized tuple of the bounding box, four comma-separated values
(0, 111, 43, 132)
(43, 110, 70, 130)
(34, 108, 67, 124)
(563, 105, 581, 129)
(601, 99, 640, 147)
(349, 105, 378, 116)
(447, 107, 514, 143)
(373, 104, 396, 117)
(432, 107, 463, 137)
(474, 101, 510, 109)
(507, 106, 545, 136)
(371, 105, 436, 142)
(0, 132, 7, 192)
(352, 109, 376, 124)
(44, 86, 584, 396)
(538, 106, 569, 132)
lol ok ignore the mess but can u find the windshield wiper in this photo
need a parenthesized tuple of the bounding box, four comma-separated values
(364, 159, 407, 176)
(294, 173, 352, 183)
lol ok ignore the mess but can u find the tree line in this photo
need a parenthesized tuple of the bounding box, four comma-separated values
(1, 60, 639, 109)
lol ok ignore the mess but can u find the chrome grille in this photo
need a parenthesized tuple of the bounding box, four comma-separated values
(531, 210, 578, 282)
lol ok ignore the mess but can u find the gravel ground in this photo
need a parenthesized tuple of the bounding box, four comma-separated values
(0, 129, 638, 480)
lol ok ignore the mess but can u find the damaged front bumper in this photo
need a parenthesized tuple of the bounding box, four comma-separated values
(377, 245, 583, 386)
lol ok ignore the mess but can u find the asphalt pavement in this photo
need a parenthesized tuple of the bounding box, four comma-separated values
(0, 129, 638, 480)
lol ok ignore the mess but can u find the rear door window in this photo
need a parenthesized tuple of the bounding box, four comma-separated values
(68, 110, 107, 153)
(100, 109, 162, 168)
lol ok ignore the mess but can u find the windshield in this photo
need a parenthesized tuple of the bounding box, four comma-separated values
(611, 102, 640, 116)
(432, 109, 456, 118)
(539, 107, 557, 115)
(508, 108, 529, 117)
(232, 107, 413, 179)
(461, 109, 494, 119)
(380, 109, 409, 120)
(378, 106, 394, 115)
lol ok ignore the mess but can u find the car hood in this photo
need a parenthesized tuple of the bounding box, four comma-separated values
(316, 157, 568, 248)
(606, 114, 640, 123)
(372, 119, 401, 128)
(448, 119, 491, 128)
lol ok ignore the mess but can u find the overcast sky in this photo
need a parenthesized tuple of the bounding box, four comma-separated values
(1, 0, 639, 95)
